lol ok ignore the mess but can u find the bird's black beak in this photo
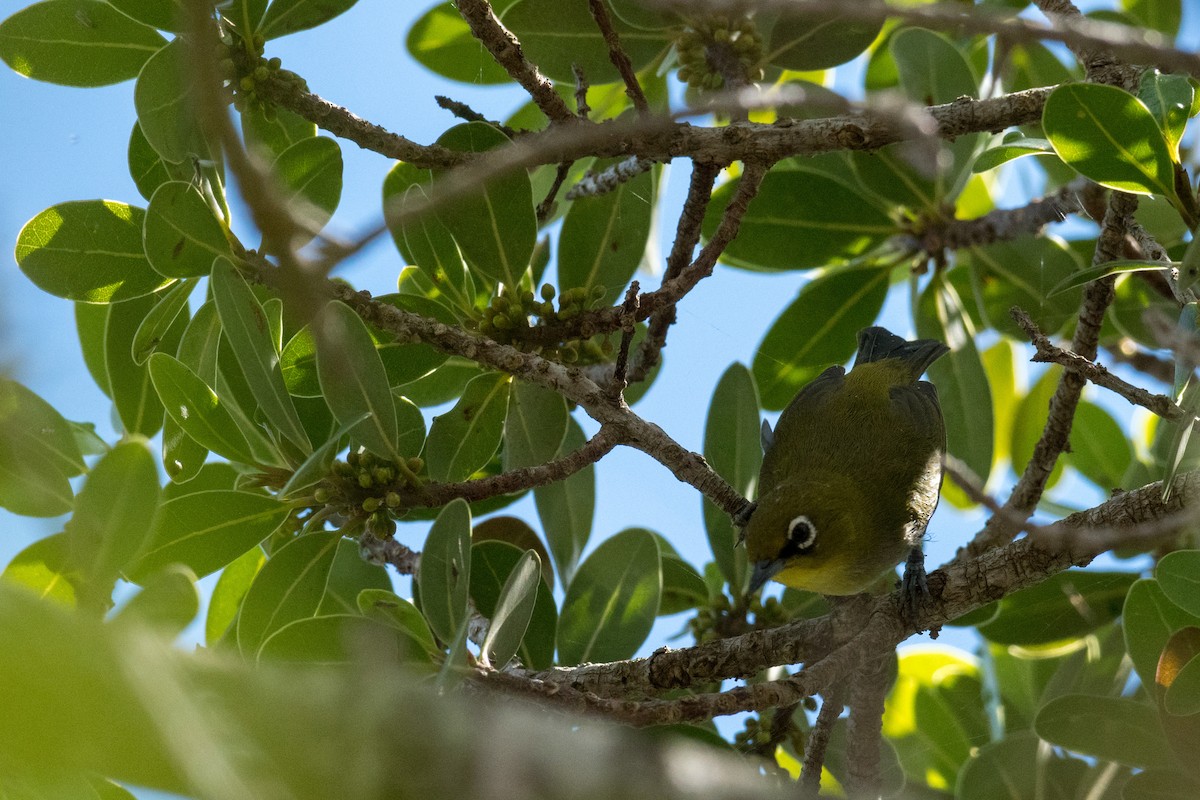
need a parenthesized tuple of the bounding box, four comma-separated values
(748, 558, 784, 594)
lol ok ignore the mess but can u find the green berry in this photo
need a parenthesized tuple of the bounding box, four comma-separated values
(362, 496, 381, 513)
(358, 472, 374, 489)
(540, 284, 556, 301)
(313, 487, 330, 504)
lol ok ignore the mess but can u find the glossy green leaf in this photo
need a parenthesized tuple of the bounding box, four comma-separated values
(1125, 578, 1200, 691)
(143, 181, 230, 278)
(1048, 258, 1171, 297)
(848, 143, 939, 211)
(242, 105, 317, 158)
(535, 418, 594, 587)
(417, 498, 472, 645)
(258, 613, 420, 666)
(273, 136, 343, 239)
(357, 589, 440, 659)
(128, 121, 189, 202)
(314, 300, 399, 460)
(884, 649, 980, 787)
(1035, 694, 1172, 769)
(909, 668, 990, 780)
(1123, 770, 1200, 800)
(175, 299, 220, 383)
(558, 528, 660, 665)
(1123, 0, 1183, 37)
(1165, 649, 1200, 715)
(76, 302, 112, 396)
(383, 164, 472, 307)
(969, 236, 1084, 338)
(107, 294, 177, 437)
(161, 411, 206, 486)
(1158, 551, 1200, 618)
(131, 277, 195, 364)
(237, 531, 341, 656)
(1139, 70, 1193, 157)
(707, 169, 895, 271)
(106, 0, 184, 32)
(978, 571, 1137, 646)
(472, 516, 554, 591)
(396, 356, 483, 407)
(434, 123, 535, 289)
(753, 266, 890, 410)
(0, 379, 84, 517)
(111, 564, 198, 636)
(501, 0, 670, 83)
(161, 462, 239, 499)
(503, 380, 568, 472)
(918, 276, 993, 491)
(655, 536, 709, 616)
(1, 533, 78, 606)
(205, 546, 263, 646)
(1043, 83, 1177, 199)
(469, 540, 556, 670)
(16, 200, 171, 303)
(279, 413, 367, 499)
(765, 9, 882, 71)
(425, 372, 510, 482)
(259, 0, 360, 40)
(1067, 401, 1133, 488)
(211, 257, 311, 452)
(702, 363, 760, 590)
(148, 353, 259, 464)
(0, 0, 166, 86)
(130, 490, 289, 581)
(956, 731, 1086, 800)
(972, 136, 1057, 173)
(316, 538, 390, 616)
(65, 438, 159, 609)
(558, 164, 654, 306)
(134, 38, 210, 163)
(480, 549, 541, 668)
(405, 3, 510, 85)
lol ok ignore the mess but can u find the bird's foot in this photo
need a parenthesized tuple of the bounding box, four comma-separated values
(899, 546, 930, 628)
(732, 501, 757, 539)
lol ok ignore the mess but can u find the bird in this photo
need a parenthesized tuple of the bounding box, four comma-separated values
(742, 325, 948, 611)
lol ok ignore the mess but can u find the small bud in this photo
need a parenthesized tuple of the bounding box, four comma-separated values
(268, 56, 282, 70)
(406, 457, 424, 474)
(358, 472, 374, 489)
(313, 487, 330, 504)
(385, 491, 402, 508)
(540, 283, 556, 301)
(362, 496, 381, 513)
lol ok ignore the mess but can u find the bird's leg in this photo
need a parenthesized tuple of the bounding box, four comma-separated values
(899, 545, 929, 625)
(732, 499, 756, 538)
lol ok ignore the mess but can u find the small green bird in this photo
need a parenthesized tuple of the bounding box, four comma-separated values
(744, 326, 948, 605)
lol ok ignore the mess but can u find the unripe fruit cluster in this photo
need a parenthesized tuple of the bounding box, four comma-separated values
(675, 14, 764, 91)
(214, 30, 306, 117)
(469, 283, 613, 364)
(315, 448, 426, 539)
(688, 592, 787, 643)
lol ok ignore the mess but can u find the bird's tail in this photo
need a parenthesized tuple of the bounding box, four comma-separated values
(854, 326, 948, 381)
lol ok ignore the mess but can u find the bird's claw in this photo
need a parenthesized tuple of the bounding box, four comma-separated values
(900, 546, 929, 628)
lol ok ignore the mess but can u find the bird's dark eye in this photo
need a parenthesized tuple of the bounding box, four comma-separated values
(783, 515, 817, 556)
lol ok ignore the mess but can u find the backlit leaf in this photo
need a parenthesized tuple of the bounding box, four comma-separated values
(702, 363, 760, 590)
(534, 418, 594, 587)
(143, 182, 230, 278)
(425, 372, 510, 482)
(237, 531, 341, 656)
(417, 498, 472, 645)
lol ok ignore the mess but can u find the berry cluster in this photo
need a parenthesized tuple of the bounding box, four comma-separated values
(314, 448, 426, 539)
(469, 283, 615, 363)
(688, 592, 788, 643)
(215, 29, 306, 117)
(675, 15, 764, 91)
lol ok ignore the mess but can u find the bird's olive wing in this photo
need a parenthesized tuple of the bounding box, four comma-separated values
(759, 365, 845, 492)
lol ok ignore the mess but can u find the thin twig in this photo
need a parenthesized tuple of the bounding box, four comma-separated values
(800, 687, 844, 798)
(536, 162, 573, 223)
(587, 0, 649, 115)
(610, 282, 641, 398)
(435, 95, 517, 138)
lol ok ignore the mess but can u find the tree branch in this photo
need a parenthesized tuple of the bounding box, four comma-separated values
(587, 0, 649, 115)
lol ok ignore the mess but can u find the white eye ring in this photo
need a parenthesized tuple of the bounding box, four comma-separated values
(787, 515, 816, 550)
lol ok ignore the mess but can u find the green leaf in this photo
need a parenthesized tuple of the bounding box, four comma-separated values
(258, 613, 419, 666)
(1138, 70, 1193, 158)
(534, 418, 594, 587)
(1035, 694, 1172, 769)
(473, 516, 555, 591)
(765, 9, 882, 71)
(1048, 258, 1171, 297)
(1067, 401, 1133, 488)
(702, 363, 760, 591)
(1123, 770, 1200, 800)
(130, 490, 289, 581)
(468, 540, 556, 670)
(210, 257, 311, 453)
(134, 38, 210, 164)
(1043, 83, 1178, 199)
(434, 123, 535, 289)
(753, 266, 890, 410)
(558, 164, 654, 306)
(175, 299, 221, 383)
(503, 380, 568, 472)
(242, 105, 317, 158)
(106, 0, 184, 32)
(425, 372, 511, 482)
(236, 531, 341, 656)
(383, 164, 473, 307)
(655, 538, 709, 616)
(1010, 365, 1065, 490)
(273, 136, 343, 240)
(396, 356, 483, 407)
(1125, 578, 1200, 691)
(128, 121, 188, 202)
(259, 0, 360, 40)
(0, 379, 85, 517)
(417, 498, 472, 645)
(405, 3, 510, 85)
(1122, 0, 1182, 37)
(1165, 649, 1200, 715)
(706, 168, 895, 272)
(76, 302, 112, 396)
(316, 538, 390, 617)
(558, 528, 661, 665)
(143, 181, 231, 278)
(16, 200, 172, 302)
(357, 589, 440, 659)
(279, 413, 367, 499)
(956, 731, 1086, 800)
(205, 545, 263, 646)
(131, 276, 196, 364)
(314, 300, 399, 460)
(978, 571, 1137, 646)
(918, 276, 993, 491)
(149, 353, 259, 464)
(1, 533, 79, 606)
(480, 549, 541, 668)
(1158, 551, 1200, 618)
(65, 438, 160, 609)
(0, 0, 166, 86)
(972, 136, 1057, 173)
(106, 294, 177, 437)
(111, 564, 199, 636)
(501, 0, 670, 84)
(161, 411, 207, 483)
